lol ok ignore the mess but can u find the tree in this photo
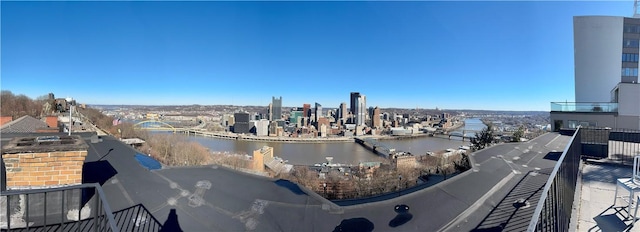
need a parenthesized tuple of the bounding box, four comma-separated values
(454, 153, 472, 172)
(471, 124, 494, 151)
(512, 125, 525, 142)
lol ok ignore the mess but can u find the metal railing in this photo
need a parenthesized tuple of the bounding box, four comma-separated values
(1, 183, 118, 232)
(528, 128, 582, 231)
(550, 102, 618, 113)
(578, 127, 640, 165)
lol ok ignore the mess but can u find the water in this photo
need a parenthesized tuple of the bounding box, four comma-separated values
(181, 118, 485, 165)
(454, 118, 487, 138)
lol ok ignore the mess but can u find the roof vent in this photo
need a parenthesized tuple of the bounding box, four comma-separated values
(36, 135, 61, 142)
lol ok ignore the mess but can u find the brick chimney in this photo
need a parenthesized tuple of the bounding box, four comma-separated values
(0, 116, 12, 126)
(1, 135, 88, 190)
(45, 116, 58, 128)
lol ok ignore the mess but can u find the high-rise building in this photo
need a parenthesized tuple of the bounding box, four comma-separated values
(355, 95, 366, 126)
(315, 102, 322, 124)
(233, 112, 250, 134)
(255, 119, 269, 136)
(339, 102, 347, 122)
(574, 16, 639, 102)
(550, 15, 640, 130)
(268, 103, 273, 121)
(373, 106, 381, 129)
(272, 96, 282, 121)
(350, 92, 360, 115)
(289, 111, 303, 126)
(303, 103, 311, 125)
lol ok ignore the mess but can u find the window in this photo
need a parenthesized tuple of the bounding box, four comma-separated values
(625, 25, 640, 33)
(624, 39, 639, 48)
(622, 67, 639, 77)
(568, 120, 578, 129)
(623, 53, 639, 62)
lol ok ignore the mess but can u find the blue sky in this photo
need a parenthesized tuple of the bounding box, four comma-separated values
(1, 1, 631, 111)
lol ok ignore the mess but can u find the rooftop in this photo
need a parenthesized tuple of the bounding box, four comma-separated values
(1, 131, 576, 231)
(0, 115, 50, 133)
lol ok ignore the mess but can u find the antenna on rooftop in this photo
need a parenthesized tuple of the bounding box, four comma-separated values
(635, 0, 640, 18)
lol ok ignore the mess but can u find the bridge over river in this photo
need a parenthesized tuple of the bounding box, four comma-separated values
(447, 130, 480, 141)
(354, 137, 399, 158)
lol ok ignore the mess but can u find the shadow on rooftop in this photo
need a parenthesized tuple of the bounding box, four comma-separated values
(389, 204, 413, 228)
(112, 204, 163, 231)
(274, 179, 307, 195)
(82, 160, 118, 186)
(472, 170, 550, 232)
(81, 160, 117, 206)
(159, 209, 183, 232)
(333, 217, 374, 232)
(543, 151, 563, 161)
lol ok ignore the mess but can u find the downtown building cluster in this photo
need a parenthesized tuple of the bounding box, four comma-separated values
(219, 92, 444, 138)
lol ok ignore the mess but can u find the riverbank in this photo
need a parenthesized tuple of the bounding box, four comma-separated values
(186, 130, 445, 143)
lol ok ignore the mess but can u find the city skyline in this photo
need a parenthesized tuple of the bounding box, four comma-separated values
(1, 1, 631, 111)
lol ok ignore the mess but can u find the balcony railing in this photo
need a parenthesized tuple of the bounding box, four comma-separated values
(529, 127, 640, 231)
(1, 183, 118, 232)
(550, 102, 618, 113)
(528, 127, 582, 231)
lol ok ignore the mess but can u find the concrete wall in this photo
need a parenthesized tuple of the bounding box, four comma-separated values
(617, 83, 640, 116)
(550, 112, 617, 131)
(616, 115, 640, 130)
(574, 16, 624, 102)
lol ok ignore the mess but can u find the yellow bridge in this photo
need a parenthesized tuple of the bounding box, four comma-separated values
(133, 120, 186, 133)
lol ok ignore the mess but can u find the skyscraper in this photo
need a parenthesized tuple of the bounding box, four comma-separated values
(268, 103, 273, 121)
(302, 103, 311, 123)
(314, 102, 322, 124)
(355, 95, 366, 126)
(272, 96, 282, 121)
(339, 102, 347, 122)
(350, 92, 360, 115)
(373, 106, 381, 129)
(233, 112, 250, 134)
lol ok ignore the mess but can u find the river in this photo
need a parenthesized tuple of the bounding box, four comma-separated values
(181, 118, 486, 166)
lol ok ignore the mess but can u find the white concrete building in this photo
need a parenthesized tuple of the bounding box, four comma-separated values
(255, 119, 269, 136)
(551, 16, 640, 130)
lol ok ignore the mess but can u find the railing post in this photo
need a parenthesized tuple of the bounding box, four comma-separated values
(61, 189, 65, 229)
(44, 192, 47, 227)
(6, 195, 10, 229)
(94, 190, 99, 232)
(25, 194, 29, 230)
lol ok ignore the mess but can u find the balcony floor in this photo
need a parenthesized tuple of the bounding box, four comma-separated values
(577, 162, 640, 231)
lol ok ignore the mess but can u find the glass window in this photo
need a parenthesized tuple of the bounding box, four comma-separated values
(625, 25, 640, 33)
(624, 39, 639, 48)
(622, 68, 639, 76)
(623, 53, 640, 62)
(568, 120, 578, 129)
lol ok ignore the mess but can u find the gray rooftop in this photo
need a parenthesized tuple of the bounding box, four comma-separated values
(0, 132, 571, 231)
(0, 115, 49, 133)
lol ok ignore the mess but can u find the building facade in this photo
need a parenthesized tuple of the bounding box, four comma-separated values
(551, 16, 640, 130)
(315, 102, 322, 125)
(355, 95, 366, 126)
(272, 96, 282, 121)
(350, 92, 360, 116)
(233, 112, 251, 134)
